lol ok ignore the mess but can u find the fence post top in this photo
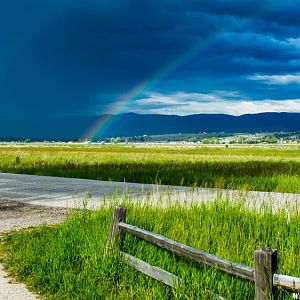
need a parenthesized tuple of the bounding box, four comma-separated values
(255, 247, 277, 254)
(114, 205, 126, 210)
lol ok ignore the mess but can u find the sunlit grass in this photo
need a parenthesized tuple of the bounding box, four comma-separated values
(1, 194, 299, 299)
(0, 144, 299, 193)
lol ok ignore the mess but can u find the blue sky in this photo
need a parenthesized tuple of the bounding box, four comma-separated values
(1, 0, 300, 118)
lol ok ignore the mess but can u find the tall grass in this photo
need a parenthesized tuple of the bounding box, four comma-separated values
(1, 194, 299, 299)
(0, 144, 299, 193)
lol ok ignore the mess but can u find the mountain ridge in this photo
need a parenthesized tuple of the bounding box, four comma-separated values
(0, 112, 299, 140)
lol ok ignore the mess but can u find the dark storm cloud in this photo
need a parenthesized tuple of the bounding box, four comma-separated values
(187, 0, 300, 26)
(0, 0, 300, 119)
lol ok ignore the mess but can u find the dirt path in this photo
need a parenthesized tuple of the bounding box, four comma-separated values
(0, 200, 69, 300)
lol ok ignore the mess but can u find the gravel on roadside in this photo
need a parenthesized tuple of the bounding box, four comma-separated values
(0, 200, 70, 233)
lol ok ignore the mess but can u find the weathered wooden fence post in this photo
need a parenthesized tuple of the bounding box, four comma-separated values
(106, 206, 127, 253)
(254, 247, 278, 300)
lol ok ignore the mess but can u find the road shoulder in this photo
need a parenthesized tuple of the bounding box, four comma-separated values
(0, 200, 70, 300)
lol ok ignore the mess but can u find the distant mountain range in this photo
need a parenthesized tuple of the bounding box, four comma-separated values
(1, 112, 300, 140)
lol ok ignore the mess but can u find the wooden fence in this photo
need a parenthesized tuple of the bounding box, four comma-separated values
(106, 206, 300, 300)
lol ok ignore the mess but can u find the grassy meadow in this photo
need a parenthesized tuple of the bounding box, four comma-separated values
(1, 196, 299, 299)
(0, 143, 300, 193)
(0, 144, 299, 299)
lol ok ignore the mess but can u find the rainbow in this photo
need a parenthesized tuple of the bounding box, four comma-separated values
(83, 80, 149, 139)
(83, 35, 219, 140)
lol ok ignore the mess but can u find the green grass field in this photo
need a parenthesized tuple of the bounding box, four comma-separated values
(0, 144, 299, 193)
(0, 144, 299, 298)
(1, 196, 299, 299)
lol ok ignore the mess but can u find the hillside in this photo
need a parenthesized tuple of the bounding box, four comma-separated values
(1, 112, 299, 140)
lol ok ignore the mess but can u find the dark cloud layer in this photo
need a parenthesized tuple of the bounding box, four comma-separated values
(0, 0, 300, 119)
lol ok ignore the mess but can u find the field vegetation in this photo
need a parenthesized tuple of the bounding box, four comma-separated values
(1, 196, 299, 299)
(0, 144, 299, 193)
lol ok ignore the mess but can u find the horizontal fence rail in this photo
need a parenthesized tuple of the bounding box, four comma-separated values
(273, 274, 300, 290)
(119, 222, 300, 291)
(107, 206, 300, 300)
(119, 222, 255, 281)
(120, 251, 181, 288)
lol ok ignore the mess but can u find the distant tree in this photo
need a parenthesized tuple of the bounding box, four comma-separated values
(265, 136, 277, 143)
(201, 139, 210, 144)
(236, 136, 246, 144)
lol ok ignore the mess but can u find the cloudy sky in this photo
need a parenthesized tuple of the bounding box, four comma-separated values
(1, 0, 300, 119)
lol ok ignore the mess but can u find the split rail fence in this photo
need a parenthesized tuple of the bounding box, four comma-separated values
(106, 206, 300, 300)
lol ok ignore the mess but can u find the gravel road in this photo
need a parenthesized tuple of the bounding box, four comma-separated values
(0, 172, 299, 211)
(0, 172, 171, 209)
(0, 264, 38, 300)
